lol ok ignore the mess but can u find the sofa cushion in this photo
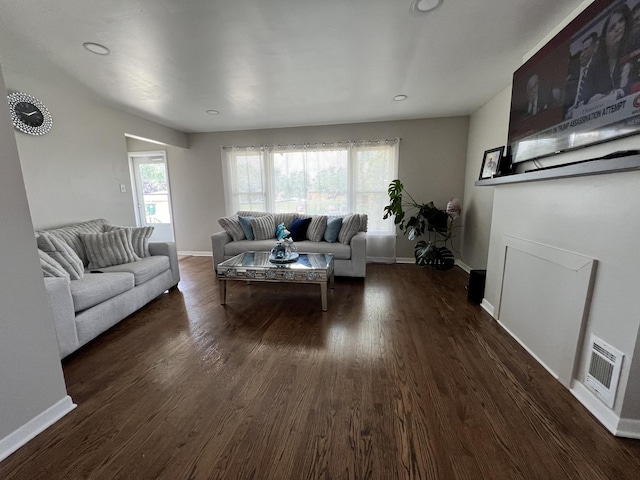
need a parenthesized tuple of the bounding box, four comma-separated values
(104, 225, 154, 258)
(238, 216, 255, 240)
(98, 255, 170, 285)
(251, 215, 276, 240)
(293, 241, 352, 260)
(36, 233, 85, 280)
(289, 217, 312, 242)
(306, 215, 328, 242)
(70, 272, 135, 312)
(338, 214, 361, 244)
(225, 239, 277, 257)
(324, 216, 343, 243)
(36, 218, 109, 266)
(218, 215, 246, 241)
(38, 249, 70, 278)
(80, 229, 139, 269)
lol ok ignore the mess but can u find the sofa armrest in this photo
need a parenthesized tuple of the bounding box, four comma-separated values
(149, 241, 180, 287)
(211, 231, 232, 272)
(350, 231, 367, 277)
(43, 277, 79, 359)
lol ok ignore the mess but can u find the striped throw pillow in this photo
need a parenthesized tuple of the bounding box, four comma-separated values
(338, 214, 361, 245)
(36, 218, 109, 266)
(80, 229, 139, 269)
(306, 215, 328, 242)
(36, 233, 85, 280)
(38, 249, 70, 278)
(250, 215, 276, 240)
(104, 225, 154, 258)
(218, 215, 245, 241)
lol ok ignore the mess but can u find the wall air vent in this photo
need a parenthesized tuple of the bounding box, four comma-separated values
(584, 334, 623, 409)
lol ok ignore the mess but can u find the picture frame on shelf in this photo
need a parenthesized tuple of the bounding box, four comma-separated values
(479, 146, 504, 180)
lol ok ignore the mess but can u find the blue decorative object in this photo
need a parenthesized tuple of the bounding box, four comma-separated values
(323, 216, 343, 243)
(269, 241, 299, 264)
(272, 242, 287, 259)
(289, 217, 312, 242)
(275, 222, 290, 240)
(238, 216, 255, 240)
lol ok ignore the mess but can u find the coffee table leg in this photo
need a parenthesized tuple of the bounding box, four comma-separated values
(330, 269, 335, 289)
(219, 279, 226, 305)
(321, 282, 328, 311)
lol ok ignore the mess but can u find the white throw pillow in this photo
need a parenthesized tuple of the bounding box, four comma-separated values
(338, 214, 361, 245)
(36, 233, 84, 280)
(80, 229, 139, 269)
(104, 224, 154, 258)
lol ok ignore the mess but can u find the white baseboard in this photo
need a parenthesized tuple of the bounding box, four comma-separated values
(616, 418, 640, 439)
(178, 251, 212, 257)
(395, 257, 414, 264)
(0, 395, 76, 462)
(480, 299, 495, 317)
(455, 259, 471, 273)
(569, 381, 640, 438)
(366, 257, 396, 263)
(570, 381, 621, 436)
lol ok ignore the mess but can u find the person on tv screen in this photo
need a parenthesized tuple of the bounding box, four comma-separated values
(627, 3, 640, 52)
(564, 32, 598, 119)
(581, 4, 631, 105)
(619, 3, 640, 94)
(525, 74, 547, 116)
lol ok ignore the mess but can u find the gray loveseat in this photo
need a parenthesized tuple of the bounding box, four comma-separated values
(212, 211, 367, 277)
(37, 218, 180, 359)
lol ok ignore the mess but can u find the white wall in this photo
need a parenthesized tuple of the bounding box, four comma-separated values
(484, 173, 640, 418)
(0, 50, 188, 230)
(460, 86, 511, 269)
(0, 61, 72, 460)
(168, 118, 469, 257)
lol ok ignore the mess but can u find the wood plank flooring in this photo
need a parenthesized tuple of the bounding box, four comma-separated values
(1, 257, 640, 479)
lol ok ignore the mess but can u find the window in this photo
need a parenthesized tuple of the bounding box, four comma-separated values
(222, 139, 399, 235)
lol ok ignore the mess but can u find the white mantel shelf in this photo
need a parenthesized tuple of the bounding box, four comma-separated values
(475, 154, 640, 186)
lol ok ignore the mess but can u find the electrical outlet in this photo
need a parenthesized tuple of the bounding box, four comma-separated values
(120, 184, 126, 193)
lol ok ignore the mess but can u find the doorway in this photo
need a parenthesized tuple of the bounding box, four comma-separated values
(128, 151, 175, 242)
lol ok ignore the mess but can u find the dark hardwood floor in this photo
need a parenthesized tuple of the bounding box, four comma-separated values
(2, 257, 640, 479)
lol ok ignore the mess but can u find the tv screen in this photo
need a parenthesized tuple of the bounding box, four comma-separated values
(508, 0, 640, 164)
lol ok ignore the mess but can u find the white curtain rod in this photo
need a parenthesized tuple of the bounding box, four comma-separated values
(222, 137, 400, 151)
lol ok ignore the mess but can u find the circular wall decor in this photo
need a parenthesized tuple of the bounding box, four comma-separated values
(7, 92, 53, 135)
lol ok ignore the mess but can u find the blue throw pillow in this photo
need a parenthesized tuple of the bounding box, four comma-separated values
(238, 216, 255, 240)
(289, 217, 312, 242)
(324, 216, 343, 243)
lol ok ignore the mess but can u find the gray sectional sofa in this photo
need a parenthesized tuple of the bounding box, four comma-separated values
(212, 211, 367, 277)
(36, 218, 180, 359)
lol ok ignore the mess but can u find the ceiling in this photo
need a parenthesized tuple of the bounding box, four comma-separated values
(0, 0, 586, 133)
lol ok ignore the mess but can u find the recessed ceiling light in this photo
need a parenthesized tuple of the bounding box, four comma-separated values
(83, 42, 110, 56)
(206, 110, 220, 115)
(393, 95, 408, 101)
(411, 0, 443, 13)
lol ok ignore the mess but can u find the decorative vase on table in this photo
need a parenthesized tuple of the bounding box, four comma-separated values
(269, 231, 298, 264)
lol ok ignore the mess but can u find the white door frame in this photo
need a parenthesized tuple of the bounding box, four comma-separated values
(127, 150, 176, 242)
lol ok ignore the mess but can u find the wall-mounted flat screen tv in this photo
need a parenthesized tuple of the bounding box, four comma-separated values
(509, 0, 640, 164)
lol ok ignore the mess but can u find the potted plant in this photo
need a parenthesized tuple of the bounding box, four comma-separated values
(383, 179, 461, 270)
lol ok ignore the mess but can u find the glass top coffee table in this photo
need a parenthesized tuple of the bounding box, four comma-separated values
(216, 252, 335, 311)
